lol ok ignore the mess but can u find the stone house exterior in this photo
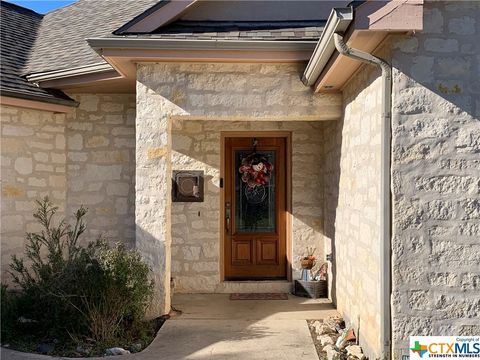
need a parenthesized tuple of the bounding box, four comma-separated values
(1, 1, 479, 359)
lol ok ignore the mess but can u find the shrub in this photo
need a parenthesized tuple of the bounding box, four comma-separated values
(1, 284, 19, 341)
(5, 197, 154, 346)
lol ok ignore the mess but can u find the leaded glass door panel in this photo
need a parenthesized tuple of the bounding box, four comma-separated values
(224, 136, 287, 280)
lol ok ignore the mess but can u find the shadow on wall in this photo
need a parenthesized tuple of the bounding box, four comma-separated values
(321, 118, 342, 307)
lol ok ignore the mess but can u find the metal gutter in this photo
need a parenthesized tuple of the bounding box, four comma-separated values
(333, 32, 392, 360)
(26, 62, 113, 83)
(301, 7, 353, 86)
(87, 38, 317, 52)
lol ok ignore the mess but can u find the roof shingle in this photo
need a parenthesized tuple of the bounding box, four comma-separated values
(24, 0, 161, 75)
(141, 20, 325, 41)
(23, 1, 330, 75)
(0, 1, 76, 105)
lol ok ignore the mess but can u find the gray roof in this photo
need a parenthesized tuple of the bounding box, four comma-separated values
(24, 1, 327, 75)
(126, 20, 325, 41)
(0, 1, 76, 106)
(25, 0, 161, 75)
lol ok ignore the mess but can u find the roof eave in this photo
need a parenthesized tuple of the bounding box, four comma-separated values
(303, 0, 424, 92)
(87, 38, 318, 52)
(301, 7, 353, 87)
(87, 38, 318, 81)
(1, 89, 79, 108)
(26, 62, 114, 83)
(21, 39, 318, 92)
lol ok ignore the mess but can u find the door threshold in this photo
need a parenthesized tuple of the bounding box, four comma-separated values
(217, 280, 292, 293)
(223, 279, 290, 283)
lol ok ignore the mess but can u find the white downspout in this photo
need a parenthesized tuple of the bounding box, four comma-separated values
(333, 32, 392, 359)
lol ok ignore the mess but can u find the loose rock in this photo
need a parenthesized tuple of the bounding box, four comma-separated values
(325, 344, 343, 360)
(105, 347, 131, 356)
(323, 344, 335, 353)
(318, 334, 336, 346)
(346, 345, 365, 359)
(76, 345, 91, 355)
(316, 323, 336, 335)
(130, 342, 143, 353)
(324, 316, 345, 332)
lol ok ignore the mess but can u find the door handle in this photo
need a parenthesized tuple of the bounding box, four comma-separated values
(225, 202, 231, 234)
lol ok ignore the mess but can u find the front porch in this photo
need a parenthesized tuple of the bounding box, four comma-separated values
(155, 294, 338, 360)
(135, 62, 344, 315)
(1, 294, 339, 360)
(134, 62, 382, 355)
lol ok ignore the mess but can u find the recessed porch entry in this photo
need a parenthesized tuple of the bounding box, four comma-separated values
(223, 135, 289, 280)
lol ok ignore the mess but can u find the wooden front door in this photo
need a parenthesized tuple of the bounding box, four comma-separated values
(224, 136, 287, 280)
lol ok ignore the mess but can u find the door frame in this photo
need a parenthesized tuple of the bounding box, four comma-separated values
(220, 131, 292, 282)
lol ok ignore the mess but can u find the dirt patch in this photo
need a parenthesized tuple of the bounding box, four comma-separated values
(307, 319, 328, 359)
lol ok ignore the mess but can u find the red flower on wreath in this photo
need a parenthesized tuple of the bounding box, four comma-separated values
(239, 153, 273, 188)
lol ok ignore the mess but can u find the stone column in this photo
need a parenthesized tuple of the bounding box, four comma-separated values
(135, 65, 187, 317)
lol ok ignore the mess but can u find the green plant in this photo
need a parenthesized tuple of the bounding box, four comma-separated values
(1, 284, 18, 341)
(10, 197, 87, 289)
(71, 242, 154, 342)
(6, 197, 154, 346)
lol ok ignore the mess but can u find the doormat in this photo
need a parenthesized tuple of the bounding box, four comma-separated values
(229, 293, 289, 300)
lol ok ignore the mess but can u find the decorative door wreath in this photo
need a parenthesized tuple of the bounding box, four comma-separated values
(238, 138, 274, 204)
(238, 153, 274, 188)
(239, 152, 274, 204)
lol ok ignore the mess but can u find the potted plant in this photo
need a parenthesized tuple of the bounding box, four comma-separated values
(300, 247, 316, 270)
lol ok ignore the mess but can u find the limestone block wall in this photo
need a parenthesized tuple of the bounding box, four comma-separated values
(136, 62, 342, 314)
(390, 1, 480, 355)
(171, 120, 325, 293)
(65, 94, 136, 247)
(323, 64, 383, 358)
(1, 94, 136, 282)
(1, 105, 67, 280)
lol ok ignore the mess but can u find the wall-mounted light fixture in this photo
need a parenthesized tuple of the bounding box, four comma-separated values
(172, 170, 204, 202)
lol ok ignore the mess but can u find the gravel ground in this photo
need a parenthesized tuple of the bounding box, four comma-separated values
(307, 319, 330, 360)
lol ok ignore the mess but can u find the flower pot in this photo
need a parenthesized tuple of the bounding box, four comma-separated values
(300, 259, 315, 269)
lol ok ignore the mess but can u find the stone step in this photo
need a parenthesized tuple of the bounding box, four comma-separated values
(215, 281, 293, 294)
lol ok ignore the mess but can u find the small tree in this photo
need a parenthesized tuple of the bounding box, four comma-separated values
(10, 197, 87, 289)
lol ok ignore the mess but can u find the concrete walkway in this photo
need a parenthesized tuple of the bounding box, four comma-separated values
(1, 294, 338, 360)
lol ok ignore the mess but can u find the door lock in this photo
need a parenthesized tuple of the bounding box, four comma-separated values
(225, 202, 231, 234)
